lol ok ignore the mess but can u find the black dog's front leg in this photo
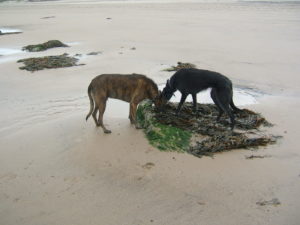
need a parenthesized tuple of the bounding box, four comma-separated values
(192, 94, 197, 112)
(176, 93, 188, 115)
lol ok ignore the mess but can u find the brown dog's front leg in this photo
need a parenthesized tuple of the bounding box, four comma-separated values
(130, 102, 143, 129)
(129, 103, 134, 124)
(129, 102, 136, 124)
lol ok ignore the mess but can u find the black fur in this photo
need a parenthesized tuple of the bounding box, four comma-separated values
(161, 68, 242, 130)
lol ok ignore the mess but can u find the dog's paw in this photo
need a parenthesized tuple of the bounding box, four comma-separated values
(104, 129, 112, 134)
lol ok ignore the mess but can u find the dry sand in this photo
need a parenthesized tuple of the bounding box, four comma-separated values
(1, 1, 300, 225)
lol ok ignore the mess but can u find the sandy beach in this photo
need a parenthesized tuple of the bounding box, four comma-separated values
(1, 1, 300, 224)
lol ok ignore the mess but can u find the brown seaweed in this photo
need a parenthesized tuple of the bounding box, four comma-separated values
(163, 62, 197, 72)
(138, 101, 277, 157)
(17, 53, 82, 72)
(256, 198, 281, 206)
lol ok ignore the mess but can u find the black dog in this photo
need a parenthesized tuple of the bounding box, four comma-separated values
(160, 68, 242, 130)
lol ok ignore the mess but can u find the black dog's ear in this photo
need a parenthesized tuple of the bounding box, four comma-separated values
(166, 79, 171, 88)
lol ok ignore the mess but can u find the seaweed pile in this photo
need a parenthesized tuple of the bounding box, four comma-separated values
(22, 40, 68, 52)
(137, 100, 277, 157)
(163, 62, 197, 72)
(17, 53, 81, 72)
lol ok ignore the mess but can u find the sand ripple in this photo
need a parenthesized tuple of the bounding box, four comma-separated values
(0, 95, 87, 136)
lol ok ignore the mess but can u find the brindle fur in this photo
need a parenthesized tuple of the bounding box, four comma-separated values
(86, 73, 161, 133)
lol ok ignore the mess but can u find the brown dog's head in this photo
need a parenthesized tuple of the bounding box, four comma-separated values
(153, 91, 173, 112)
(153, 90, 165, 109)
(153, 80, 176, 110)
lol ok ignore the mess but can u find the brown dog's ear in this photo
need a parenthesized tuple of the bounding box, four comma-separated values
(154, 90, 162, 100)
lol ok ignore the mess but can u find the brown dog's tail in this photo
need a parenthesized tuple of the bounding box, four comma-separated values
(86, 83, 94, 121)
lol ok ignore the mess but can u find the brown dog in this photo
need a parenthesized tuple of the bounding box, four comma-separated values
(86, 73, 161, 133)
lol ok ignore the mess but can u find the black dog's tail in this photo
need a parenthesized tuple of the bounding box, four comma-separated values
(86, 83, 94, 121)
(228, 81, 242, 113)
(230, 98, 242, 113)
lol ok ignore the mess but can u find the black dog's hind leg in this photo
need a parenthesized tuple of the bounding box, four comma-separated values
(176, 93, 188, 115)
(192, 94, 198, 112)
(216, 89, 235, 130)
(211, 88, 223, 121)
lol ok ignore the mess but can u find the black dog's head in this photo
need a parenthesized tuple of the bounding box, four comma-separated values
(157, 79, 176, 108)
(162, 79, 176, 100)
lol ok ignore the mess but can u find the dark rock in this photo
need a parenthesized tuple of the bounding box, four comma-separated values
(256, 198, 281, 206)
(22, 40, 69, 52)
(41, 16, 55, 19)
(245, 155, 271, 159)
(87, 51, 102, 56)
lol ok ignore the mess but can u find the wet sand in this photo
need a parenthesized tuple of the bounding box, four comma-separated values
(1, 1, 300, 225)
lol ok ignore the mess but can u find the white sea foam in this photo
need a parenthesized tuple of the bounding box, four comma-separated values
(0, 48, 22, 56)
(0, 47, 24, 64)
(0, 27, 22, 34)
(158, 84, 259, 106)
(66, 41, 81, 46)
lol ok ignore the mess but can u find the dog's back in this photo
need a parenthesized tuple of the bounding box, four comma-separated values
(170, 68, 232, 93)
(90, 73, 158, 102)
(86, 73, 160, 133)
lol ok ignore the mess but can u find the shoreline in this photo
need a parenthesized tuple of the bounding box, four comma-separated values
(2, 0, 300, 8)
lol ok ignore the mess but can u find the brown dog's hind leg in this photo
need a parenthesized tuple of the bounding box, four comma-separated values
(96, 98, 111, 134)
(92, 106, 99, 126)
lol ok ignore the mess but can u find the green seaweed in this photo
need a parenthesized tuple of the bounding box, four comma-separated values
(137, 100, 191, 151)
(146, 123, 191, 151)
